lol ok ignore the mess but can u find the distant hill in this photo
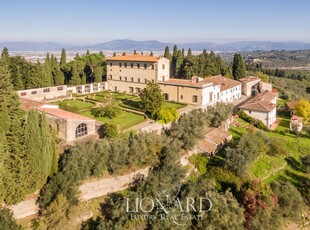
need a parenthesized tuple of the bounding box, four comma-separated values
(1, 39, 310, 52)
(0, 41, 70, 51)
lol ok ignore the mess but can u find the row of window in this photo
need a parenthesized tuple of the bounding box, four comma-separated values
(110, 62, 155, 70)
(109, 75, 155, 84)
(20, 86, 63, 96)
(110, 62, 165, 70)
(163, 93, 198, 103)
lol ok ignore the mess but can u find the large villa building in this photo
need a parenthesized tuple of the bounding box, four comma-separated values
(15, 53, 278, 143)
(106, 54, 242, 108)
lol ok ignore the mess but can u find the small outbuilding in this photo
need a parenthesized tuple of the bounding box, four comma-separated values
(290, 115, 303, 133)
(196, 127, 232, 157)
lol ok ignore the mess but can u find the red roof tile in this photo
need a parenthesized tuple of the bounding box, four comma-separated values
(38, 108, 95, 121)
(202, 75, 241, 92)
(239, 91, 277, 112)
(106, 54, 161, 62)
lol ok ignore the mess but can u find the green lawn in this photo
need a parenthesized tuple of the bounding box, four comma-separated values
(274, 116, 291, 133)
(277, 96, 287, 107)
(79, 110, 146, 130)
(164, 101, 186, 110)
(53, 99, 94, 110)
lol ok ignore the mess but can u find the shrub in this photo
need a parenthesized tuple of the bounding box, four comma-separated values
(91, 104, 121, 119)
(156, 107, 178, 123)
(59, 101, 78, 112)
(103, 123, 118, 138)
(238, 110, 268, 130)
(189, 153, 209, 174)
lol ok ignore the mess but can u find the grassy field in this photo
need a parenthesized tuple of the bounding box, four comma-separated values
(53, 99, 94, 110)
(79, 110, 146, 130)
(164, 101, 186, 110)
(229, 117, 310, 182)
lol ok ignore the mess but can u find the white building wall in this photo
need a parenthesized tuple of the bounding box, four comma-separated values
(157, 58, 170, 82)
(220, 85, 242, 103)
(18, 85, 67, 100)
(242, 108, 276, 127)
(202, 85, 220, 107)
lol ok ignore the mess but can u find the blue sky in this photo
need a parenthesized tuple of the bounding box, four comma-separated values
(0, 0, 309, 43)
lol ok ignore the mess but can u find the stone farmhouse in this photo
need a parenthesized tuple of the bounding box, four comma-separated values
(239, 90, 278, 127)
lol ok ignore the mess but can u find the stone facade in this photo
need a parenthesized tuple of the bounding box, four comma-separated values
(106, 54, 170, 94)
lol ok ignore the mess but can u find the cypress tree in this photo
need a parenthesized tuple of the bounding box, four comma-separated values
(0, 58, 27, 204)
(93, 66, 103, 82)
(113, 52, 116, 57)
(53, 65, 64, 86)
(70, 63, 81, 85)
(187, 48, 192, 57)
(44, 53, 53, 86)
(1, 48, 10, 66)
(172, 45, 178, 57)
(164, 46, 171, 60)
(11, 65, 24, 90)
(60, 48, 66, 69)
(133, 49, 137, 54)
(232, 53, 246, 80)
(86, 49, 90, 56)
(24, 111, 57, 189)
(175, 50, 184, 76)
(150, 51, 153, 56)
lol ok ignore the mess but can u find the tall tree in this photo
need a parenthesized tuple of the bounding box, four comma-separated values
(23, 110, 57, 189)
(0, 208, 22, 230)
(187, 48, 192, 57)
(0, 58, 27, 204)
(232, 53, 246, 80)
(44, 53, 53, 86)
(139, 82, 165, 118)
(93, 66, 103, 82)
(164, 46, 171, 60)
(69, 63, 81, 85)
(60, 48, 67, 69)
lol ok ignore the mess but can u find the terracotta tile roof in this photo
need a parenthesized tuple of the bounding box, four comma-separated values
(286, 101, 299, 110)
(202, 75, 241, 92)
(196, 139, 217, 153)
(38, 107, 94, 121)
(196, 127, 232, 154)
(239, 91, 277, 112)
(161, 78, 213, 88)
(239, 76, 260, 83)
(106, 54, 161, 62)
(260, 91, 278, 102)
(161, 75, 239, 90)
(19, 98, 45, 111)
(291, 115, 303, 123)
(204, 127, 232, 145)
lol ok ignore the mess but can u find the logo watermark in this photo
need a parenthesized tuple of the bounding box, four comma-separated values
(126, 186, 212, 226)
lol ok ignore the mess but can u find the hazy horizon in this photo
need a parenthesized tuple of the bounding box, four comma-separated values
(1, 0, 310, 44)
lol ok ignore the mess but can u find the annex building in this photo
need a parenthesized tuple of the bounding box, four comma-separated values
(239, 90, 278, 127)
(106, 54, 242, 108)
(20, 98, 97, 142)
